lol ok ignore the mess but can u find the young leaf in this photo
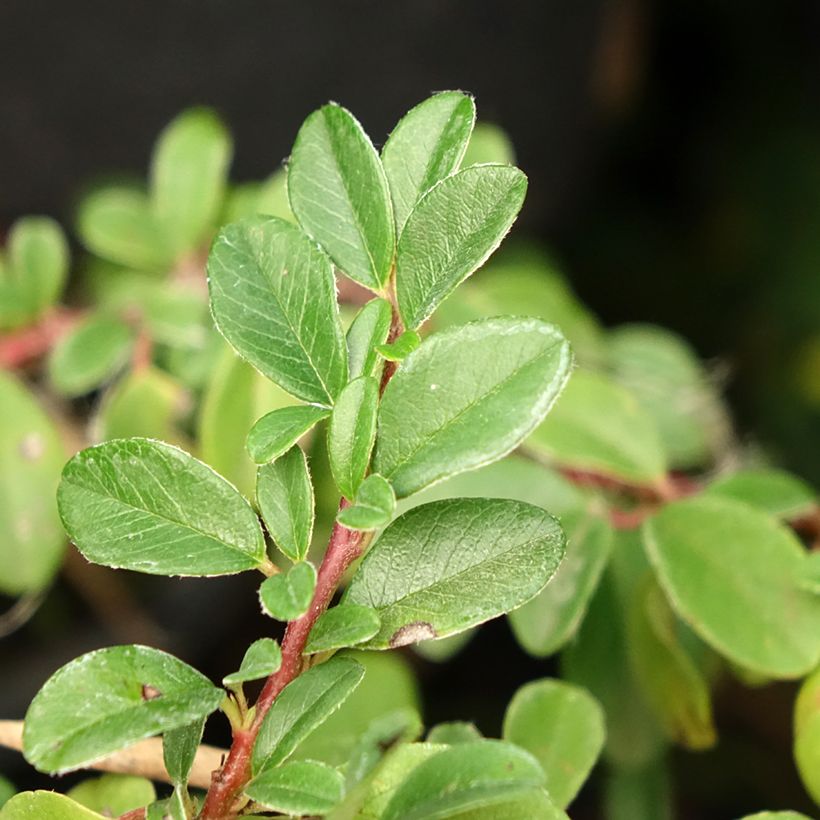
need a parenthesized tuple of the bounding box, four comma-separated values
(259, 561, 317, 621)
(794, 666, 820, 805)
(382, 91, 476, 234)
(462, 122, 516, 167)
(252, 655, 365, 772)
(396, 164, 527, 329)
(527, 368, 667, 487)
(288, 103, 395, 290)
(345, 498, 565, 648)
(509, 510, 612, 657)
(47, 314, 134, 397)
(0, 372, 66, 596)
(346, 298, 393, 380)
(426, 722, 483, 745)
(208, 216, 348, 405)
(328, 376, 379, 500)
(380, 740, 554, 820)
(23, 645, 223, 774)
(374, 317, 571, 498)
(163, 719, 205, 786)
(503, 679, 605, 809)
(67, 774, 155, 816)
(257, 447, 315, 562)
(150, 107, 232, 258)
(336, 474, 396, 531)
(223, 638, 283, 685)
(7, 216, 68, 317)
(58, 438, 268, 576)
(1, 792, 107, 819)
(247, 405, 330, 464)
(245, 759, 345, 816)
(644, 496, 820, 677)
(705, 468, 817, 520)
(304, 604, 381, 654)
(375, 330, 420, 362)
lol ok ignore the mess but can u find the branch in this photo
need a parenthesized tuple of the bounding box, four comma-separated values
(0, 308, 83, 370)
(0, 720, 225, 789)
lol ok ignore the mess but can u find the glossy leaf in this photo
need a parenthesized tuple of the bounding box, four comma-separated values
(208, 216, 348, 405)
(259, 561, 317, 621)
(644, 496, 820, 677)
(509, 510, 611, 657)
(252, 655, 365, 772)
(382, 91, 475, 233)
(705, 468, 816, 520)
(794, 666, 820, 805)
(503, 679, 604, 808)
(257, 447, 314, 562)
(527, 368, 667, 486)
(1, 792, 106, 819)
(247, 404, 330, 464)
(163, 719, 205, 786)
(396, 164, 527, 329)
(0, 372, 66, 595)
(223, 638, 282, 685)
(346, 498, 565, 648)
(67, 774, 155, 816)
(245, 759, 344, 815)
(150, 107, 231, 257)
(288, 103, 394, 290)
(328, 376, 379, 499)
(23, 645, 223, 774)
(47, 314, 134, 397)
(346, 298, 393, 380)
(305, 604, 381, 654)
(375, 330, 420, 361)
(336, 474, 396, 531)
(374, 317, 572, 498)
(58, 438, 268, 576)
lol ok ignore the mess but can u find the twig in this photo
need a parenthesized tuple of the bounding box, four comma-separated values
(0, 308, 83, 370)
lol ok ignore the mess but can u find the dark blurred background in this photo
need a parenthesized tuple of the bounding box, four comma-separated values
(2, 1, 819, 817)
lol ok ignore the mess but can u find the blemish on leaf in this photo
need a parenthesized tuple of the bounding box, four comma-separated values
(141, 684, 163, 700)
(389, 621, 437, 647)
(19, 433, 44, 461)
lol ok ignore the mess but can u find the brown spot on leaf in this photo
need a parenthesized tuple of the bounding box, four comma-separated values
(141, 684, 162, 700)
(389, 621, 437, 648)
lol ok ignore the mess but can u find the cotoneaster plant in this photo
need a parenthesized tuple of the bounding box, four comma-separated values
(1, 93, 819, 820)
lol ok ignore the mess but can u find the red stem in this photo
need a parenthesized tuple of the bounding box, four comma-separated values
(0, 308, 83, 369)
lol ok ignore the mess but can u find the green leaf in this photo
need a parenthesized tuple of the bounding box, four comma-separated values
(224, 638, 283, 685)
(47, 314, 134, 397)
(527, 368, 667, 486)
(67, 774, 155, 816)
(396, 164, 528, 329)
(705, 468, 817, 520)
(245, 759, 344, 815)
(163, 719, 205, 785)
(0, 372, 66, 596)
(336, 474, 396, 531)
(252, 655, 365, 772)
(739, 814, 813, 819)
(414, 630, 476, 663)
(346, 497, 565, 648)
(374, 317, 572, 498)
(382, 91, 476, 234)
(427, 722, 483, 745)
(208, 216, 348, 405)
(626, 577, 716, 749)
(199, 345, 297, 497)
(380, 740, 549, 820)
(0, 776, 14, 809)
(150, 107, 232, 258)
(644, 496, 820, 677)
(462, 122, 516, 167)
(801, 552, 820, 594)
(224, 169, 293, 224)
(305, 604, 381, 654)
(259, 561, 317, 621)
(603, 756, 673, 820)
(23, 645, 223, 774)
(347, 298, 393, 381)
(502, 679, 604, 809)
(77, 187, 171, 270)
(247, 405, 330, 464)
(509, 510, 612, 657)
(1, 792, 106, 819)
(375, 330, 421, 362)
(257, 446, 314, 562)
(794, 666, 820, 806)
(58, 438, 268, 576)
(288, 103, 395, 290)
(7, 216, 68, 317)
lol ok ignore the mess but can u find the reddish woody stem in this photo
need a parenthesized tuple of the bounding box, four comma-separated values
(0, 308, 83, 369)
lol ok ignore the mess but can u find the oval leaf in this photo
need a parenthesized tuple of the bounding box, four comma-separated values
(346, 498, 565, 648)
(375, 330, 420, 362)
(163, 720, 205, 786)
(245, 759, 344, 815)
(259, 561, 317, 621)
(208, 216, 348, 405)
(1, 792, 106, 819)
(305, 605, 381, 655)
(248, 405, 330, 464)
(23, 645, 223, 774)
(58, 438, 267, 576)
(396, 164, 527, 329)
(224, 638, 283, 686)
(67, 774, 155, 816)
(794, 667, 820, 806)
(705, 468, 817, 520)
(336, 474, 396, 531)
(346, 298, 393, 381)
(374, 317, 571, 498)
(288, 103, 395, 290)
